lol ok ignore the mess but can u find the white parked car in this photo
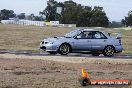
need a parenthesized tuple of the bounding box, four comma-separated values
(40, 29, 123, 57)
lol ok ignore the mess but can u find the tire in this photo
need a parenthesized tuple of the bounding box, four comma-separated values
(103, 46, 115, 57)
(92, 53, 100, 56)
(48, 51, 57, 55)
(59, 44, 71, 55)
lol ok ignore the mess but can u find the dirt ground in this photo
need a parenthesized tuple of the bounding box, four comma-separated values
(0, 54, 132, 88)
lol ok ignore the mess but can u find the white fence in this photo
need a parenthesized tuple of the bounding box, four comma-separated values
(1, 20, 45, 26)
(1, 20, 76, 27)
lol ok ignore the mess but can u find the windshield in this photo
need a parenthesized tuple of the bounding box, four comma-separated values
(64, 29, 81, 38)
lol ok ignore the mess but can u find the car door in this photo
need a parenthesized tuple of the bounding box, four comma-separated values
(72, 31, 92, 51)
(91, 31, 108, 51)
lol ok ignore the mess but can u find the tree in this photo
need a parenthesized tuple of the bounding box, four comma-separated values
(40, 0, 58, 21)
(33, 16, 44, 21)
(61, 0, 80, 24)
(17, 13, 26, 19)
(0, 9, 16, 20)
(122, 10, 132, 27)
(76, 6, 92, 27)
(109, 21, 123, 28)
(89, 6, 109, 27)
(41, 0, 109, 27)
(27, 14, 45, 21)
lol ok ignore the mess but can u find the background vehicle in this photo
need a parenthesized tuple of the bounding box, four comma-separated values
(40, 29, 123, 57)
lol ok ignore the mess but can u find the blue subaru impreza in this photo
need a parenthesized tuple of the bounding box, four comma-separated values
(40, 29, 123, 57)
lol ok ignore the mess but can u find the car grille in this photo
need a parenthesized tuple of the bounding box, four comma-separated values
(40, 46, 46, 50)
(45, 42, 48, 44)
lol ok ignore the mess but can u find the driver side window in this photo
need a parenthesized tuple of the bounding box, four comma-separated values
(78, 31, 92, 39)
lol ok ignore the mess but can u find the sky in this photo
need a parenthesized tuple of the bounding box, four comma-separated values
(0, 0, 132, 21)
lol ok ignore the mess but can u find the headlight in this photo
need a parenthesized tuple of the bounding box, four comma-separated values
(41, 41, 55, 44)
(49, 42, 55, 44)
(41, 41, 44, 44)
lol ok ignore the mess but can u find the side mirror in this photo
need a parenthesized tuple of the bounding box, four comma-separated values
(108, 33, 111, 36)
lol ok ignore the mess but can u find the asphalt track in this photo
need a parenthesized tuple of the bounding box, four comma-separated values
(0, 50, 131, 59)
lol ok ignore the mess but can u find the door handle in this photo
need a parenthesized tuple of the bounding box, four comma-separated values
(103, 40, 107, 42)
(87, 40, 91, 42)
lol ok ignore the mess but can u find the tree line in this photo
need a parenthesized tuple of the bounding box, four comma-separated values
(0, 0, 132, 27)
(40, 0, 109, 27)
(122, 10, 132, 27)
(0, 9, 44, 22)
(40, 0, 132, 27)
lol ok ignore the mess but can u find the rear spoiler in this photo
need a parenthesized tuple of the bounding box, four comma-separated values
(108, 32, 122, 39)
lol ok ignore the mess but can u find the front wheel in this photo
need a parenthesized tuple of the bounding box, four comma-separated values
(59, 44, 71, 55)
(103, 46, 115, 57)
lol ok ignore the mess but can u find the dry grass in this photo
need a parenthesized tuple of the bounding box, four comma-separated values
(0, 24, 131, 54)
(0, 24, 73, 51)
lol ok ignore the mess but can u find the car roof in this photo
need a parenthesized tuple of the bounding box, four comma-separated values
(83, 29, 95, 31)
(78, 29, 107, 34)
(78, 29, 97, 31)
(76, 28, 108, 33)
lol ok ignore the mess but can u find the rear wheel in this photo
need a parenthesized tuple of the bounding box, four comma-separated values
(59, 44, 71, 55)
(103, 46, 115, 57)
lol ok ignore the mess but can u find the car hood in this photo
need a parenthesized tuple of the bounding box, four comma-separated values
(43, 37, 69, 42)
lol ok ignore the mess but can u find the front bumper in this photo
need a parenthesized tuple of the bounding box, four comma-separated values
(115, 45, 123, 53)
(40, 44, 59, 52)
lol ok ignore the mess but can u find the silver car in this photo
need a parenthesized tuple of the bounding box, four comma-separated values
(40, 29, 123, 57)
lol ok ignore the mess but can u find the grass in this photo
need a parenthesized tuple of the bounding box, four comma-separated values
(0, 86, 16, 88)
(0, 24, 131, 54)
